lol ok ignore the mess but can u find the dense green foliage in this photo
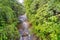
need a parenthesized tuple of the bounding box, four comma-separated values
(0, 0, 23, 40)
(1, 0, 60, 40)
(24, 0, 60, 40)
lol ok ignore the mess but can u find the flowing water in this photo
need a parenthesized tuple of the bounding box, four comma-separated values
(18, 14, 32, 40)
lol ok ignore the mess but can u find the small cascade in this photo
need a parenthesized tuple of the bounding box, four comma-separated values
(18, 14, 32, 40)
